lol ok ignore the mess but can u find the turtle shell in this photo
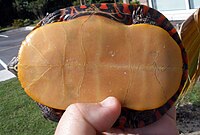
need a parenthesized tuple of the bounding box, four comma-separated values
(17, 4, 188, 128)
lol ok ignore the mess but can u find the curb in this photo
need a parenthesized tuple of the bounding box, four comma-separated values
(0, 70, 16, 82)
(0, 26, 34, 33)
(0, 26, 34, 82)
(25, 26, 34, 31)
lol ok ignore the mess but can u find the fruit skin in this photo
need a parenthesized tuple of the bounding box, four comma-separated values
(8, 3, 188, 128)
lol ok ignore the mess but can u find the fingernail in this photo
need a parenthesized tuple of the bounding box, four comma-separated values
(101, 97, 118, 107)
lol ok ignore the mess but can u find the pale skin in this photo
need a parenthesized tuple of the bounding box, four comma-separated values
(55, 97, 179, 135)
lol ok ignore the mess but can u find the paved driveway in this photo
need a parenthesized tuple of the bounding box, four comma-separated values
(0, 27, 32, 81)
(0, 28, 31, 70)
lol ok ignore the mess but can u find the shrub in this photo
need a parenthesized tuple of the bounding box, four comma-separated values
(33, 19, 40, 25)
(23, 19, 32, 26)
(12, 19, 24, 28)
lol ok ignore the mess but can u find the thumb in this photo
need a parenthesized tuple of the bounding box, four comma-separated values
(55, 97, 121, 135)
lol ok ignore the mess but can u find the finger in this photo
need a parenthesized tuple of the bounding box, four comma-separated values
(55, 97, 121, 135)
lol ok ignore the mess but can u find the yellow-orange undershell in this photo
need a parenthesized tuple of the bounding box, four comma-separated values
(18, 15, 183, 110)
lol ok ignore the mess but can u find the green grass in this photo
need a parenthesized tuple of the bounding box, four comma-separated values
(181, 82, 200, 105)
(0, 26, 15, 32)
(0, 78, 57, 135)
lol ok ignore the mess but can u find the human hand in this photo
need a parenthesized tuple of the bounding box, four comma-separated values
(55, 97, 178, 135)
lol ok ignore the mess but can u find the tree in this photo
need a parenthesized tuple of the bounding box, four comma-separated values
(1, 0, 140, 27)
(13, 0, 35, 19)
(27, 0, 48, 19)
(0, 0, 16, 27)
(13, 0, 73, 19)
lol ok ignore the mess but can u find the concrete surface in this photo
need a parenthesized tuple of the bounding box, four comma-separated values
(0, 26, 34, 82)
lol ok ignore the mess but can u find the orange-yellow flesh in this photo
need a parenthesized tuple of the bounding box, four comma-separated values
(18, 15, 183, 110)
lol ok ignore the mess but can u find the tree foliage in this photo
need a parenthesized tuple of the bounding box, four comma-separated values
(27, 0, 48, 19)
(0, 0, 16, 27)
(0, 0, 140, 27)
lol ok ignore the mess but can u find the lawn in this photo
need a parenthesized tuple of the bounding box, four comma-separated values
(180, 81, 200, 105)
(0, 78, 57, 135)
(0, 78, 200, 135)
